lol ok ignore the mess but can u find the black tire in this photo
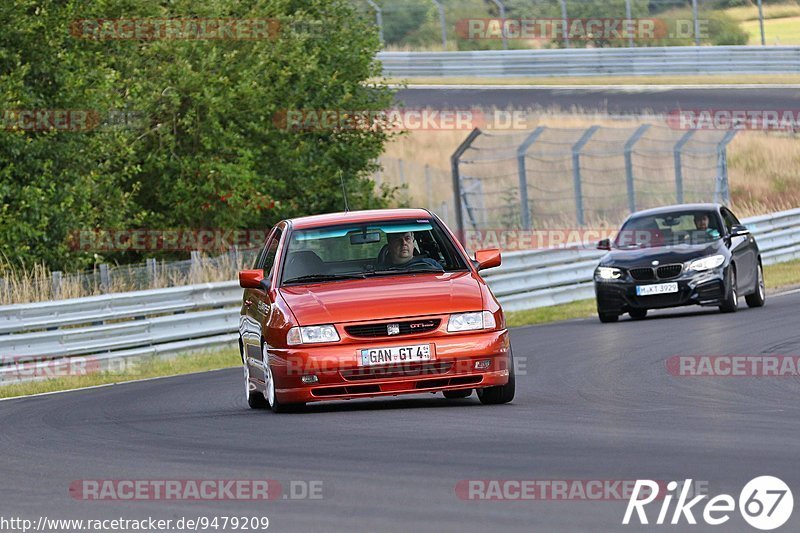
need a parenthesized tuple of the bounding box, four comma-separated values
(477, 351, 515, 405)
(745, 263, 766, 308)
(629, 308, 648, 320)
(244, 364, 268, 409)
(598, 312, 619, 323)
(262, 344, 304, 413)
(443, 389, 472, 399)
(719, 267, 738, 313)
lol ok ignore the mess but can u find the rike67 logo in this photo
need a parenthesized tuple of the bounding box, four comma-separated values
(623, 477, 793, 530)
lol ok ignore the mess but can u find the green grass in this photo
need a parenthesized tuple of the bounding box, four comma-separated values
(0, 349, 240, 399)
(506, 298, 597, 327)
(764, 259, 800, 289)
(2, 260, 800, 400)
(740, 16, 800, 44)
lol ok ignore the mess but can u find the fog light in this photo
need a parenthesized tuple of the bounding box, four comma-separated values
(475, 359, 491, 370)
(301, 375, 318, 384)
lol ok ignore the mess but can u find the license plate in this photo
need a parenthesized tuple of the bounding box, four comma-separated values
(636, 282, 679, 296)
(360, 344, 432, 366)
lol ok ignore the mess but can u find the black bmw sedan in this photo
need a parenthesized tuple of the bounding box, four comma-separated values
(594, 203, 765, 323)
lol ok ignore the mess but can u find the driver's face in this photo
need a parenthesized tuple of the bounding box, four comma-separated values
(388, 232, 414, 264)
(694, 215, 709, 230)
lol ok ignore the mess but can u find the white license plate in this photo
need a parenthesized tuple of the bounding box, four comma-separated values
(360, 344, 432, 366)
(636, 282, 679, 296)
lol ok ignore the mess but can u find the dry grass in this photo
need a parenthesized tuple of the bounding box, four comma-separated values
(724, 2, 800, 22)
(0, 251, 252, 305)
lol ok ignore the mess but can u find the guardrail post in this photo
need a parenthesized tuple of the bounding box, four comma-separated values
(517, 126, 547, 230)
(673, 130, 695, 204)
(366, 0, 384, 46)
(451, 128, 483, 242)
(51, 271, 62, 299)
(624, 124, 650, 213)
(490, 0, 508, 50)
(99, 263, 110, 293)
(432, 0, 447, 49)
(560, 0, 570, 48)
(572, 126, 599, 226)
(715, 130, 737, 205)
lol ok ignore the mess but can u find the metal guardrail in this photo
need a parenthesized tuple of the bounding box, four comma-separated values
(1, 208, 799, 381)
(378, 46, 800, 77)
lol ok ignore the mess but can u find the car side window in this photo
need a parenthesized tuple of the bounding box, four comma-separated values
(721, 209, 737, 233)
(261, 230, 283, 281)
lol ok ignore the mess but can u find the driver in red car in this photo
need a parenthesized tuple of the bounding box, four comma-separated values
(381, 231, 443, 269)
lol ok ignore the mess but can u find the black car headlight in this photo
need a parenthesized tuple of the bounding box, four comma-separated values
(687, 254, 725, 272)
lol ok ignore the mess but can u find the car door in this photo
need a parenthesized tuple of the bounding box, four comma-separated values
(721, 207, 756, 290)
(242, 227, 283, 380)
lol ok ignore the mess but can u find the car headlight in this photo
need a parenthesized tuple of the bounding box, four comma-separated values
(286, 325, 340, 345)
(595, 266, 623, 280)
(688, 254, 725, 272)
(447, 311, 497, 332)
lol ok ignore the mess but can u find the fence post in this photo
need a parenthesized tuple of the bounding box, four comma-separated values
(99, 263, 110, 293)
(625, 0, 634, 48)
(450, 128, 483, 242)
(51, 271, 62, 299)
(560, 0, 570, 48)
(516, 126, 547, 230)
(673, 130, 695, 204)
(146, 257, 157, 287)
(572, 126, 599, 226)
(366, 0, 384, 46)
(691, 0, 700, 46)
(715, 130, 737, 205)
(425, 164, 433, 210)
(490, 0, 507, 50)
(623, 124, 650, 213)
(432, 0, 447, 49)
(757, 0, 766, 45)
(398, 158, 405, 186)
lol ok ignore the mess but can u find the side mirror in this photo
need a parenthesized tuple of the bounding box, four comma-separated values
(597, 238, 611, 251)
(474, 249, 501, 271)
(239, 269, 264, 289)
(730, 224, 750, 237)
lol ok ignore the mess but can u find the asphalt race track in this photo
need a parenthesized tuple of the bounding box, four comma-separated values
(2, 291, 800, 532)
(395, 86, 800, 115)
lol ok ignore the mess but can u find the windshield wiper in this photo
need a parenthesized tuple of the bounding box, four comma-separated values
(282, 273, 366, 285)
(366, 266, 445, 276)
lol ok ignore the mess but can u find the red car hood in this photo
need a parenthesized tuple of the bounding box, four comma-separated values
(279, 272, 483, 325)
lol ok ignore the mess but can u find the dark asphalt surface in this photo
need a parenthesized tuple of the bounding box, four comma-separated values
(395, 87, 800, 115)
(2, 291, 800, 532)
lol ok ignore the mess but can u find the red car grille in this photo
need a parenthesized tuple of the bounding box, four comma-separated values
(345, 319, 441, 338)
(340, 362, 453, 381)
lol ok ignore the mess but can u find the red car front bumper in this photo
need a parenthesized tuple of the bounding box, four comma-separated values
(268, 329, 511, 404)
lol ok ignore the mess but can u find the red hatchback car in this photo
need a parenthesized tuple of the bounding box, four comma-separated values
(238, 208, 514, 412)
